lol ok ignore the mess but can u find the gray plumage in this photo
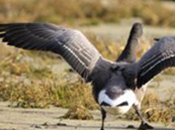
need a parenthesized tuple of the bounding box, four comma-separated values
(0, 23, 101, 81)
(1, 22, 175, 130)
(137, 37, 175, 87)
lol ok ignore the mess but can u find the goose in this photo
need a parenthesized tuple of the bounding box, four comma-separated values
(0, 22, 174, 130)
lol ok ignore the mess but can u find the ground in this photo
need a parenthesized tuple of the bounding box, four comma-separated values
(0, 102, 174, 130)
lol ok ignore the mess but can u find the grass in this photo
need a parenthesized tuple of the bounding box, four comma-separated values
(62, 105, 93, 120)
(125, 93, 175, 125)
(0, 46, 97, 109)
(1, 0, 175, 27)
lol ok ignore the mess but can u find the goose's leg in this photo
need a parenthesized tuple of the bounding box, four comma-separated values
(100, 108, 106, 130)
(134, 105, 154, 130)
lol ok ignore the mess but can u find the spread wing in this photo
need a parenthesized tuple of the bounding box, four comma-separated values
(137, 37, 175, 87)
(0, 23, 101, 81)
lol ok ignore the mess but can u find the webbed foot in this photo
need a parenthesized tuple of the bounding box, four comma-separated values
(127, 125, 135, 129)
(138, 121, 154, 130)
(100, 127, 105, 130)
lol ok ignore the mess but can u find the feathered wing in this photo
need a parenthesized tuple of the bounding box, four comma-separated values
(0, 23, 102, 81)
(117, 23, 143, 63)
(137, 37, 175, 88)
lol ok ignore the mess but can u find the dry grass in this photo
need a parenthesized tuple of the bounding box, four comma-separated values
(62, 105, 93, 120)
(125, 93, 175, 125)
(1, 0, 175, 27)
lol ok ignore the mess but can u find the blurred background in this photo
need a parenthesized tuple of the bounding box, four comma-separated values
(0, 0, 175, 128)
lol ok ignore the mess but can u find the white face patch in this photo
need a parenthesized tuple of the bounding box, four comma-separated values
(98, 89, 138, 114)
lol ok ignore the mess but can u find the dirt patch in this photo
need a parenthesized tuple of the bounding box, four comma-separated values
(0, 102, 174, 130)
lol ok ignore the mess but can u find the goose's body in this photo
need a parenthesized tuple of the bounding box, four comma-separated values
(0, 22, 175, 130)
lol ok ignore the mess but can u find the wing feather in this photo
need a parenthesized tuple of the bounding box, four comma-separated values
(137, 37, 175, 87)
(0, 23, 102, 81)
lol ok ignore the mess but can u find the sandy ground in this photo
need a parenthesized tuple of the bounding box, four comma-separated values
(0, 102, 175, 130)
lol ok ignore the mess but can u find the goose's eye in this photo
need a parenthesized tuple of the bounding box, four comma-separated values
(117, 101, 128, 107)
